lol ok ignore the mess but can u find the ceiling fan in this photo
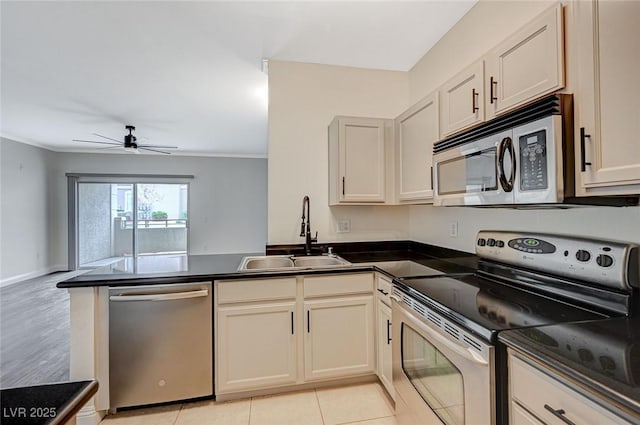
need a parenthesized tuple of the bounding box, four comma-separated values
(73, 125, 178, 154)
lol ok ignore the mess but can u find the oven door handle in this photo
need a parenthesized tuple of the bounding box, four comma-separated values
(393, 298, 489, 366)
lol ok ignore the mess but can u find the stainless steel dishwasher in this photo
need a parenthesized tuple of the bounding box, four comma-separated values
(109, 282, 212, 409)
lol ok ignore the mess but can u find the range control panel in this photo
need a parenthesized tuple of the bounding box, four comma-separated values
(476, 231, 639, 291)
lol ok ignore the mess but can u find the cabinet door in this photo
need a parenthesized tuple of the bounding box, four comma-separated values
(396, 91, 438, 202)
(376, 300, 394, 399)
(217, 302, 297, 393)
(485, 3, 564, 119)
(304, 296, 375, 381)
(576, 0, 640, 193)
(329, 117, 387, 204)
(440, 60, 484, 137)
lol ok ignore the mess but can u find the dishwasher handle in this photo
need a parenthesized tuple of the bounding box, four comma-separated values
(110, 288, 209, 302)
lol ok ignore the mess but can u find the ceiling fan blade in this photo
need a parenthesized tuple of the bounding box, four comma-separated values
(96, 145, 123, 150)
(137, 144, 178, 149)
(73, 139, 121, 146)
(92, 133, 123, 143)
(139, 147, 172, 155)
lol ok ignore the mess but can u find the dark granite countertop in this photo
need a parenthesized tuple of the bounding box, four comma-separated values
(499, 317, 640, 420)
(57, 241, 478, 288)
(0, 380, 98, 425)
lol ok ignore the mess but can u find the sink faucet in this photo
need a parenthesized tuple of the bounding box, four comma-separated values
(300, 195, 318, 255)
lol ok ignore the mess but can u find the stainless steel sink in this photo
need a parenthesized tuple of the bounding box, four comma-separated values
(241, 256, 295, 270)
(292, 256, 349, 267)
(238, 255, 350, 271)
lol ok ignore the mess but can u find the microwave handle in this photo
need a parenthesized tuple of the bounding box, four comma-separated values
(498, 137, 516, 192)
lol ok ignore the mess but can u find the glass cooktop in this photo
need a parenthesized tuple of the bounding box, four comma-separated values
(371, 260, 446, 278)
(395, 274, 608, 342)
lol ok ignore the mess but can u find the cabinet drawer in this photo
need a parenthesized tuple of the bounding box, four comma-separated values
(510, 354, 632, 425)
(304, 273, 373, 298)
(375, 274, 392, 306)
(217, 278, 297, 304)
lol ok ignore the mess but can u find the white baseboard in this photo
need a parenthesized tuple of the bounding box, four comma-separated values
(0, 264, 68, 288)
(75, 405, 105, 425)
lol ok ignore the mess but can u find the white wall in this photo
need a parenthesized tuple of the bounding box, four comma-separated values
(1, 138, 58, 284)
(1, 138, 268, 284)
(407, 0, 640, 251)
(267, 60, 410, 245)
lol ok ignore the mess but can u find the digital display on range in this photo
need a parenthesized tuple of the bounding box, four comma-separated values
(508, 238, 556, 254)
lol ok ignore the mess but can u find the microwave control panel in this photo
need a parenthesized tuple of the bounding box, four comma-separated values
(519, 129, 548, 191)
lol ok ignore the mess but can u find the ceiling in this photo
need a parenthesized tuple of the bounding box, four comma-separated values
(1, 1, 476, 157)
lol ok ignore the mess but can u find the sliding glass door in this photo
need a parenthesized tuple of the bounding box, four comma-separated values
(70, 176, 190, 270)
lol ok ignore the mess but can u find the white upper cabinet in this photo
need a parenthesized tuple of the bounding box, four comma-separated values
(485, 3, 565, 119)
(440, 60, 485, 137)
(575, 0, 640, 194)
(329, 116, 391, 205)
(395, 91, 438, 203)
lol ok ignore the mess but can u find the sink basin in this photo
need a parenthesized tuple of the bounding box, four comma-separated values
(237, 255, 350, 271)
(241, 256, 294, 270)
(293, 256, 350, 267)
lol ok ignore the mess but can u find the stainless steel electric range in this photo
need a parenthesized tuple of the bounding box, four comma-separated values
(391, 231, 638, 425)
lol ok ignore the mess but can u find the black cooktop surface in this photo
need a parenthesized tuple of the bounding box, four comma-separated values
(395, 273, 608, 341)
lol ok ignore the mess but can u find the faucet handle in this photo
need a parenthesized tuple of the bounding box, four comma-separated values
(327, 246, 333, 255)
(313, 231, 318, 242)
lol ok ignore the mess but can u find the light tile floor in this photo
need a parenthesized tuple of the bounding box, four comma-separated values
(100, 382, 395, 425)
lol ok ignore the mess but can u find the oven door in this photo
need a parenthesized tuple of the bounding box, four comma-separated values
(392, 296, 495, 425)
(433, 129, 514, 206)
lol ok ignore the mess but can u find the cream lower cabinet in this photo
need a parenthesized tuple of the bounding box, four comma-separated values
(375, 273, 394, 400)
(216, 278, 298, 394)
(376, 300, 393, 398)
(509, 350, 634, 425)
(575, 0, 640, 195)
(216, 273, 375, 396)
(217, 302, 297, 393)
(304, 295, 375, 381)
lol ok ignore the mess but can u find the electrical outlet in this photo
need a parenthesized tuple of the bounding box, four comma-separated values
(337, 219, 351, 233)
(449, 221, 458, 238)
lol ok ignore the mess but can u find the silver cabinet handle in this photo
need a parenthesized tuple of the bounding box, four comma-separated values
(110, 289, 209, 302)
(544, 405, 576, 425)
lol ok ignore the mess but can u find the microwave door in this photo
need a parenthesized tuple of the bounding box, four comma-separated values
(434, 130, 515, 206)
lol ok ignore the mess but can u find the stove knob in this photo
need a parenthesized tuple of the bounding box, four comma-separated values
(578, 348, 594, 363)
(599, 355, 616, 371)
(487, 238, 496, 247)
(596, 254, 614, 268)
(477, 238, 486, 246)
(575, 250, 591, 262)
(496, 240, 505, 248)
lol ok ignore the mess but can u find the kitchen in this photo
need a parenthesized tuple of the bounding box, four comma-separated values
(1, 1, 639, 425)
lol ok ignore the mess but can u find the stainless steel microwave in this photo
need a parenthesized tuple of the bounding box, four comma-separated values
(433, 95, 573, 207)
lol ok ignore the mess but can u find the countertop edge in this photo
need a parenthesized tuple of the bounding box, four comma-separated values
(57, 265, 378, 288)
(50, 380, 99, 425)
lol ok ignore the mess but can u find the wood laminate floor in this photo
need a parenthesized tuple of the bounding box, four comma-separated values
(0, 272, 76, 388)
